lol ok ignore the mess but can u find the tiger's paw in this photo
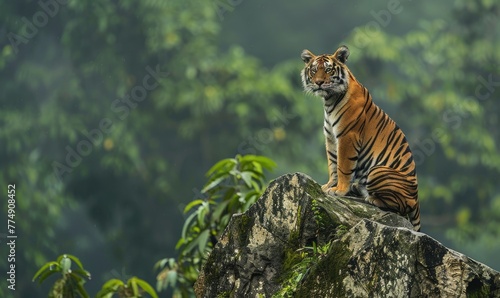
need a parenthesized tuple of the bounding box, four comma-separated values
(325, 187, 349, 197)
(321, 181, 337, 192)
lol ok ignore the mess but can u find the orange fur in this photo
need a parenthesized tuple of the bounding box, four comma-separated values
(301, 46, 420, 231)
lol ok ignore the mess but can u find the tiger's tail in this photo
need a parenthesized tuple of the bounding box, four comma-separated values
(408, 204, 421, 232)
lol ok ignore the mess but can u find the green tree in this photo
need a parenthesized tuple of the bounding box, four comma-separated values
(0, 1, 317, 296)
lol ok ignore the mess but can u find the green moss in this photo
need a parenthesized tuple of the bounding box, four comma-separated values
(295, 240, 351, 296)
(303, 179, 325, 200)
(281, 206, 303, 272)
(313, 197, 354, 241)
(274, 241, 333, 298)
(289, 203, 303, 246)
(311, 199, 325, 229)
(216, 291, 231, 298)
(237, 214, 252, 245)
(273, 249, 305, 297)
(349, 204, 372, 218)
(202, 214, 251, 296)
(281, 245, 303, 273)
(335, 225, 349, 238)
(273, 206, 309, 297)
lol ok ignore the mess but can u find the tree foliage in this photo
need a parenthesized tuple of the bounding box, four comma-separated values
(0, 1, 309, 296)
(32, 254, 91, 298)
(0, 0, 499, 296)
(95, 277, 158, 298)
(155, 155, 276, 297)
(32, 254, 157, 298)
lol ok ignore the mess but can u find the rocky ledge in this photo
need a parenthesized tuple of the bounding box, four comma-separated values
(194, 173, 500, 297)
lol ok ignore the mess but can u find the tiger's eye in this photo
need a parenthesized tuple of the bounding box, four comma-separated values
(325, 67, 333, 73)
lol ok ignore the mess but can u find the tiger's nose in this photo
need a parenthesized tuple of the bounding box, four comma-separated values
(315, 79, 324, 86)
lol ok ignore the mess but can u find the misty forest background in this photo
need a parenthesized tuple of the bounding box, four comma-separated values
(1, 0, 500, 297)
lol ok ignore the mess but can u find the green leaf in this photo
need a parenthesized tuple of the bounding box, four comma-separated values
(251, 180, 262, 191)
(250, 161, 263, 174)
(34, 268, 59, 285)
(240, 171, 253, 188)
(249, 155, 277, 170)
(96, 286, 117, 298)
(212, 199, 231, 222)
(72, 273, 85, 283)
(100, 278, 124, 290)
(154, 258, 168, 271)
(196, 201, 209, 227)
(32, 261, 60, 282)
(183, 199, 205, 214)
(181, 211, 198, 240)
(206, 158, 236, 177)
(71, 274, 90, 298)
(129, 277, 140, 296)
(72, 268, 91, 280)
(243, 190, 260, 210)
(175, 237, 185, 250)
(166, 270, 178, 288)
(60, 254, 86, 271)
(197, 229, 210, 253)
(168, 258, 177, 268)
(182, 230, 207, 255)
(295, 272, 304, 283)
(134, 278, 159, 298)
(201, 176, 226, 193)
(181, 240, 198, 256)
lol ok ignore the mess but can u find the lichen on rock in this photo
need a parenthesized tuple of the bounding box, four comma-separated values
(194, 173, 500, 297)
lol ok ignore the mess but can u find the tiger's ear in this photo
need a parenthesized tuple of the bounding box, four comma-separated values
(301, 49, 315, 63)
(333, 45, 350, 63)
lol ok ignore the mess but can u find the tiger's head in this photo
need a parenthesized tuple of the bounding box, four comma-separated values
(301, 45, 350, 98)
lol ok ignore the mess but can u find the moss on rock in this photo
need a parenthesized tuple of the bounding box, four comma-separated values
(195, 173, 500, 297)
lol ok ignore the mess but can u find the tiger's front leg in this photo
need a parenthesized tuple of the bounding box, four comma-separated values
(321, 134, 338, 192)
(325, 133, 357, 197)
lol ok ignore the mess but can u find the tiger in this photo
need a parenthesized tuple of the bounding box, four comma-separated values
(300, 45, 420, 231)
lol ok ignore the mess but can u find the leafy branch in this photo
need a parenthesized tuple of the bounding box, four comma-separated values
(33, 254, 157, 298)
(32, 254, 91, 298)
(155, 154, 276, 297)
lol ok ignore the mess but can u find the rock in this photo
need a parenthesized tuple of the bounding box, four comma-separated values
(194, 173, 500, 297)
